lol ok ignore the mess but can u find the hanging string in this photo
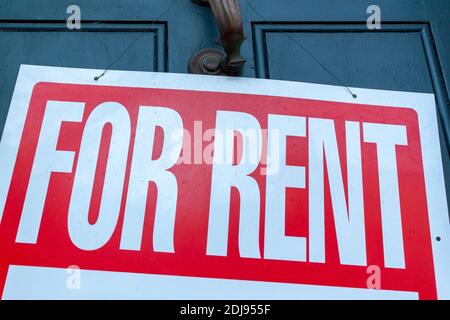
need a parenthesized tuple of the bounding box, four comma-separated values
(242, 0, 357, 98)
(94, 0, 179, 81)
(95, 0, 357, 99)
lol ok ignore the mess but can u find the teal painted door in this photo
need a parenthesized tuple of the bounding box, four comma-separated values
(0, 0, 449, 209)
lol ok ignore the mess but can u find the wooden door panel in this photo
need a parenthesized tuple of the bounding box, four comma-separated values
(253, 24, 433, 92)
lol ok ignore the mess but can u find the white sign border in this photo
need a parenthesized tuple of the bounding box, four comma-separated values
(0, 64, 449, 299)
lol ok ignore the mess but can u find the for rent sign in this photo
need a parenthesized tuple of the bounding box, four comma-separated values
(0, 65, 448, 299)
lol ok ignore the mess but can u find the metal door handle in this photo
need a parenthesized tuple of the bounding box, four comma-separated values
(189, 0, 247, 76)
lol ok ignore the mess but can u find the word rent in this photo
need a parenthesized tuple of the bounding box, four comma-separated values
(16, 100, 408, 269)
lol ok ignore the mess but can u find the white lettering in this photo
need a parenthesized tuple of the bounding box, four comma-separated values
(264, 114, 307, 262)
(363, 122, 408, 269)
(207, 111, 262, 258)
(309, 119, 366, 266)
(16, 101, 84, 244)
(120, 106, 183, 253)
(68, 102, 130, 251)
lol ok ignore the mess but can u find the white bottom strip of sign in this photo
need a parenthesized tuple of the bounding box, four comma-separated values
(3, 265, 418, 300)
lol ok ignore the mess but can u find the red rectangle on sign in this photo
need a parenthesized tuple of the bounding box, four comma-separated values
(0, 66, 448, 299)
